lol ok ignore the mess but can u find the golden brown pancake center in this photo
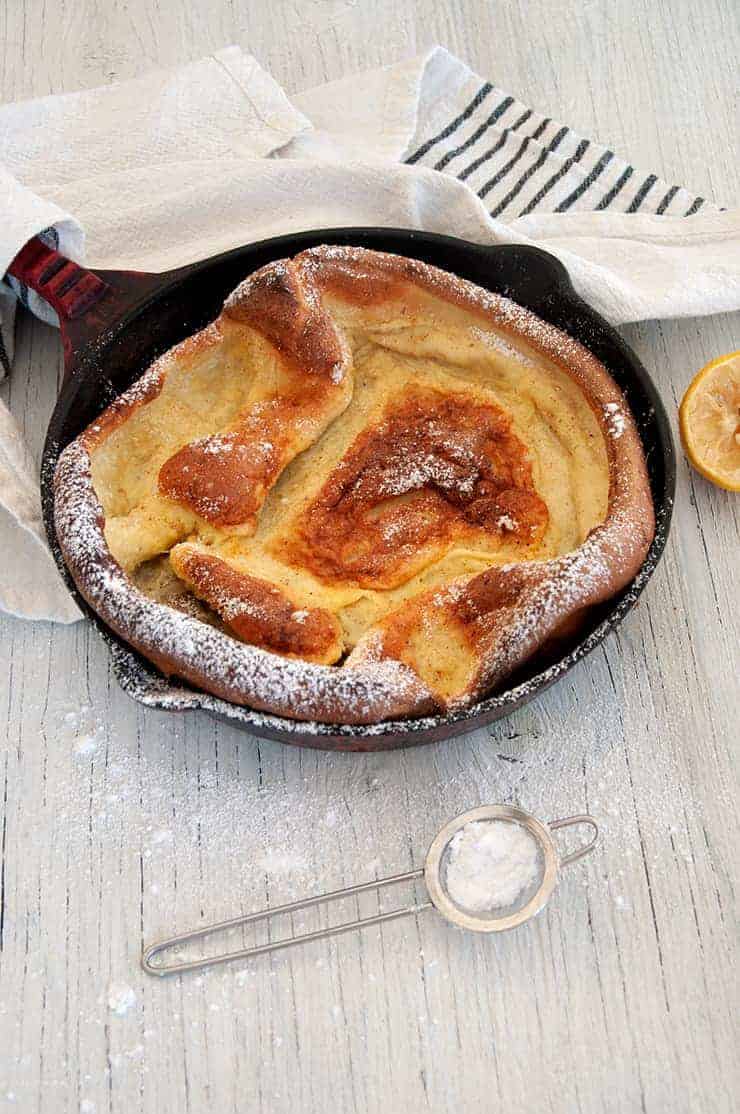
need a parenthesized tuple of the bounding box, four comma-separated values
(288, 388, 549, 589)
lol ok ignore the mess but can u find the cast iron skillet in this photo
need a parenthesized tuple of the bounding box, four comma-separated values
(9, 228, 674, 750)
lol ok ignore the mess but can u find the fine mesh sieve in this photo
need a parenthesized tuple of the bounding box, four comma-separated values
(142, 805, 598, 976)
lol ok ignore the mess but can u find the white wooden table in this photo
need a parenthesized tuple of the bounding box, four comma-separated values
(1, 3, 738, 1111)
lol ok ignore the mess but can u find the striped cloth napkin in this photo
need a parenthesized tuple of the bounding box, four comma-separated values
(0, 45, 737, 623)
(405, 67, 711, 219)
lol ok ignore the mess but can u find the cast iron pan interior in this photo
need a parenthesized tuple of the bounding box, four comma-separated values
(41, 229, 674, 749)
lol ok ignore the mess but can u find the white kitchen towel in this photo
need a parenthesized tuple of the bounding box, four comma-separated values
(1, 45, 738, 623)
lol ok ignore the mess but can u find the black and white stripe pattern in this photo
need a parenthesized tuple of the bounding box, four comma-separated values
(405, 75, 712, 220)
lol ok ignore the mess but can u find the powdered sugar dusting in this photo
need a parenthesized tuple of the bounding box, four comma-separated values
(377, 451, 477, 499)
(108, 982, 136, 1016)
(470, 326, 537, 366)
(604, 401, 626, 439)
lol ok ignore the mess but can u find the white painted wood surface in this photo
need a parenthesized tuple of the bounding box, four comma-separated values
(1, 2, 738, 1111)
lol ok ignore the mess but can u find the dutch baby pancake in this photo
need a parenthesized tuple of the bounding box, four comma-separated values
(54, 246, 655, 724)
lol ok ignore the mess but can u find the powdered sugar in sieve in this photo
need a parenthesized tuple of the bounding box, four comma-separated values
(443, 818, 543, 914)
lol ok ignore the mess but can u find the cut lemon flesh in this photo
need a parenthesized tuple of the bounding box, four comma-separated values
(679, 351, 740, 491)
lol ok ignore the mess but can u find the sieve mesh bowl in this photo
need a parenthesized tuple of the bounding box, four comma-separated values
(424, 805, 561, 933)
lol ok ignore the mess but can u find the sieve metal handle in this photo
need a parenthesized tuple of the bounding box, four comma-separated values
(142, 867, 430, 977)
(548, 815, 599, 866)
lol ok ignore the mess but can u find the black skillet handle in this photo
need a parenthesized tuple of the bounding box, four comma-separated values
(475, 241, 576, 307)
(7, 235, 163, 378)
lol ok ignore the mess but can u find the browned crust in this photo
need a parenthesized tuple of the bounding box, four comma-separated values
(169, 543, 343, 665)
(54, 245, 655, 724)
(158, 405, 293, 529)
(224, 258, 346, 378)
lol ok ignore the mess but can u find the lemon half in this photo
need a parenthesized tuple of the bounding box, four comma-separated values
(679, 351, 740, 492)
